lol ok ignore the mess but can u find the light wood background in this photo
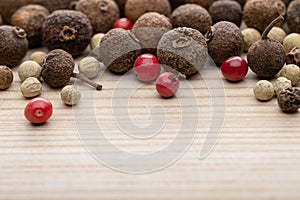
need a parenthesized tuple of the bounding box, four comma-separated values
(1, 47, 300, 200)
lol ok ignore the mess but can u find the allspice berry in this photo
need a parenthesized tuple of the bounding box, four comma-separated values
(286, 47, 300, 66)
(60, 85, 81, 106)
(41, 10, 93, 57)
(243, 0, 286, 33)
(20, 77, 42, 98)
(42, 49, 75, 88)
(76, 0, 120, 33)
(241, 28, 261, 52)
(273, 77, 292, 95)
(0, 65, 13, 90)
(207, 21, 244, 66)
(209, 0, 243, 27)
(247, 16, 286, 78)
(267, 27, 286, 44)
(11, 4, 50, 48)
(253, 80, 275, 101)
(99, 28, 142, 74)
(157, 27, 208, 77)
(18, 60, 42, 82)
(0, 25, 28, 67)
(283, 33, 300, 54)
(90, 33, 105, 50)
(132, 12, 172, 54)
(171, 4, 212, 35)
(185, 0, 214, 9)
(78, 57, 101, 79)
(29, 51, 47, 67)
(277, 87, 300, 113)
(279, 64, 300, 86)
(125, 0, 171, 23)
(287, 0, 300, 33)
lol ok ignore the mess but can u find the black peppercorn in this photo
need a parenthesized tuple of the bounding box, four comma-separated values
(41, 10, 93, 57)
(0, 25, 29, 67)
(157, 27, 208, 77)
(277, 87, 300, 113)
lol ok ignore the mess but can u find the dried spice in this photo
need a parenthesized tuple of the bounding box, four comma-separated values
(279, 64, 300, 86)
(253, 80, 275, 101)
(185, 0, 214, 9)
(277, 87, 300, 112)
(267, 27, 286, 44)
(0, 26, 28, 67)
(20, 77, 42, 98)
(29, 51, 47, 67)
(90, 33, 105, 50)
(286, 47, 300, 66)
(283, 33, 300, 54)
(99, 28, 142, 74)
(273, 77, 292, 95)
(287, 0, 300, 33)
(41, 10, 93, 57)
(209, 0, 243, 27)
(11, 4, 50, 48)
(243, 0, 286, 33)
(78, 57, 101, 79)
(241, 28, 261, 52)
(247, 16, 286, 78)
(18, 61, 42, 82)
(0, 65, 13, 90)
(157, 27, 208, 77)
(60, 85, 81, 106)
(132, 12, 172, 54)
(207, 21, 244, 66)
(124, 0, 171, 23)
(76, 0, 120, 33)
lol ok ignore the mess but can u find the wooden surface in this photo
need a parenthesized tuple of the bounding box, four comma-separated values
(1, 48, 300, 200)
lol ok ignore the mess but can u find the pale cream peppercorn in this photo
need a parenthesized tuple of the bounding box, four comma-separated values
(90, 33, 105, 50)
(20, 77, 42, 98)
(273, 77, 292, 95)
(29, 51, 47, 66)
(267, 27, 286, 44)
(241, 28, 261, 52)
(78, 57, 100, 79)
(253, 80, 275, 101)
(283, 33, 300, 53)
(60, 85, 81, 106)
(18, 60, 42, 82)
(279, 64, 300, 86)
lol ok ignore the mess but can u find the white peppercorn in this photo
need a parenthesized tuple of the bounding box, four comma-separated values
(18, 60, 42, 82)
(60, 85, 81, 106)
(273, 77, 292, 95)
(90, 33, 105, 50)
(20, 77, 42, 98)
(29, 51, 47, 66)
(241, 28, 261, 52)
(253, 80, 275, 101)
(283, 33, 300, 53)
(78, 57, 100, 79)
(0, 65, 13, 90)
(267, 27, 286, 44)
(279, 64, 300, 86)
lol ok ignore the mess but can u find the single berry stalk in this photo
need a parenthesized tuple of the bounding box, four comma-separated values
(73, 73, 103, 90)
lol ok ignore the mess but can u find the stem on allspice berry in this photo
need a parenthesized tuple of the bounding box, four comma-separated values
(262, 15, 285, 39)
(72, 73, 103, 90)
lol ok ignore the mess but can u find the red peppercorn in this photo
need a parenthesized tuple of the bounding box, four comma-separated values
(221, 56, 248, 82)
(24, 97, 53, 124)
(133, 53, 161, 82)
(156, 72, 179, 98)
(113, 18, 133, 30)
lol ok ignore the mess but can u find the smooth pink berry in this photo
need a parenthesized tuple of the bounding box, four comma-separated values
(221, 56, 248, 82)
(133, 54, 161, 83)
(113, 18, 133, 30)
(24, 97, 53, 124)
(156, 72, 179, 98)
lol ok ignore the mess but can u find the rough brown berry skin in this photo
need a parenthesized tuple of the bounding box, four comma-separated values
(11, 4, 50, 48)
(0, 26, 29, 67)
(171, 4, 212, 35)
(185, 0, 214, 9)
(286, 47, 300, 66)
(99, 28, 142, 74)
(287, 0, 300, 33)
(42, 49, 75, 88)
(277, 87, 300, 113)
(76, 0, 120, 34)
(0, 0, 75, 24)
(243, 0, 286, 33)
(42, 10, 92, 57)
(125, 0, 171, 23)
(209, 0, 243, 27)
(207, 21, 244, 66)
(157, 27, 208, 77)
(0, 65, 13, 90)
(132, 12, 172, 54)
